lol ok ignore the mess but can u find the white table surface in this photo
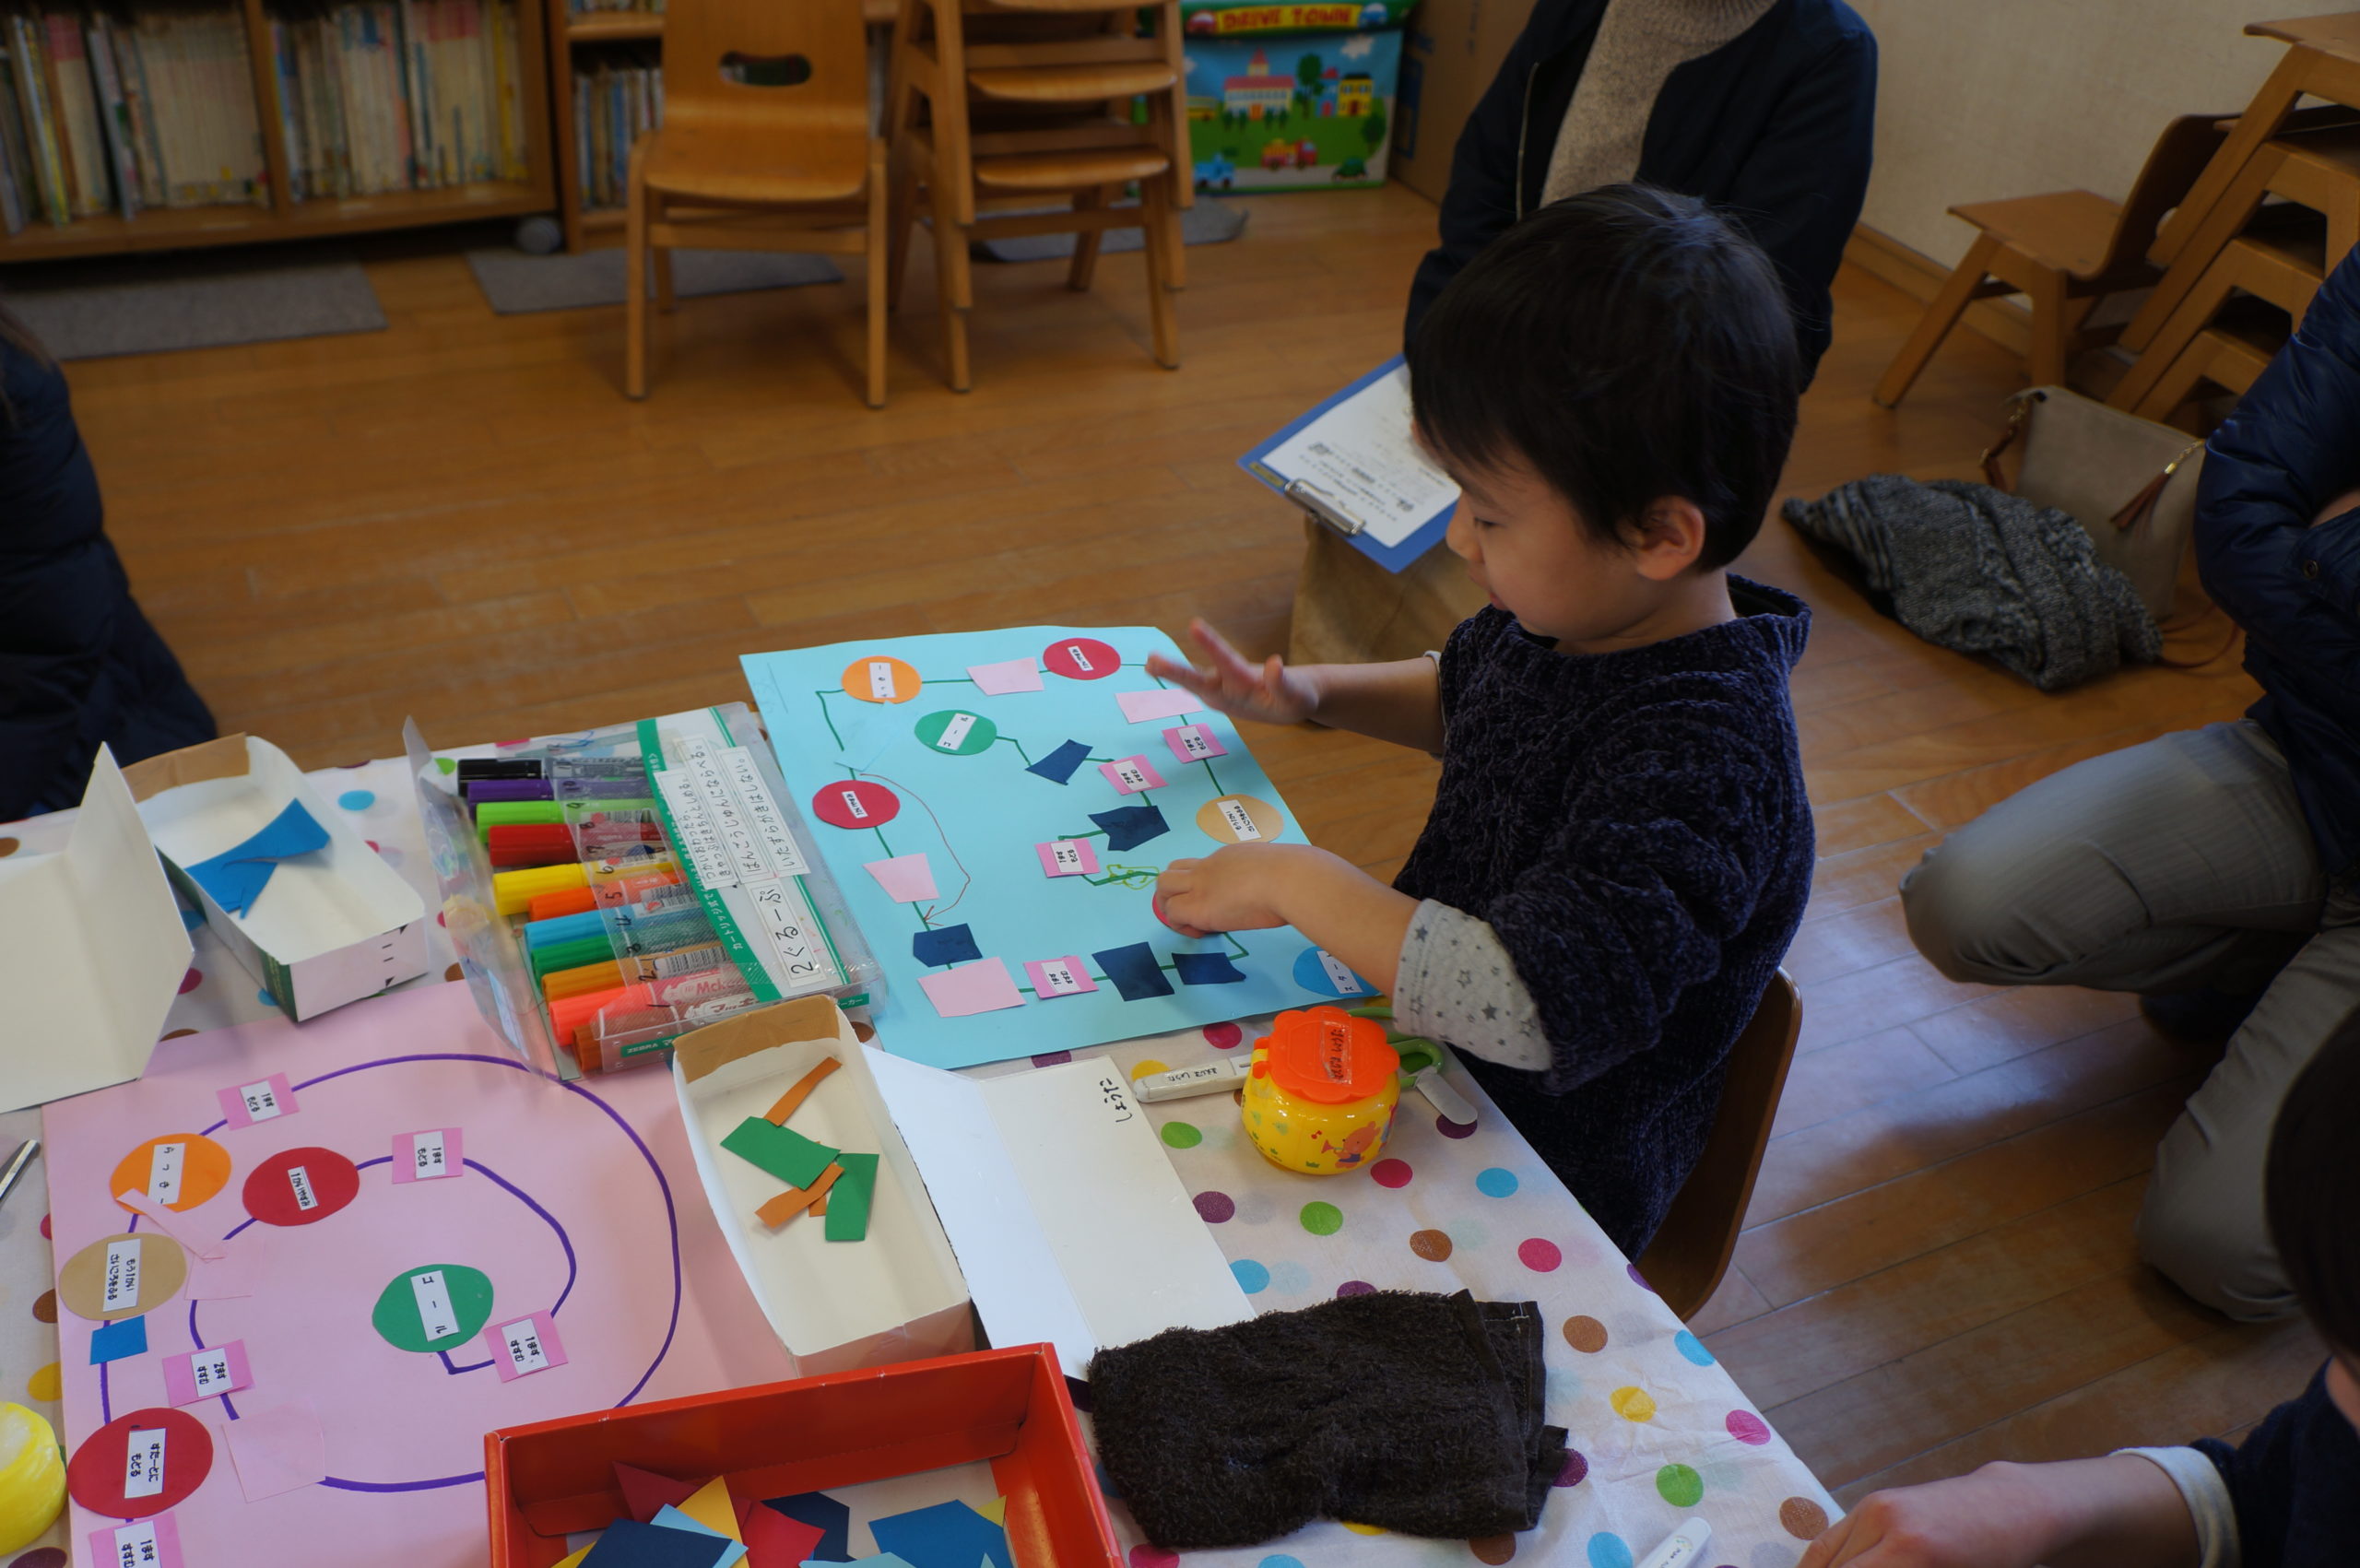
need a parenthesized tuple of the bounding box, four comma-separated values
(0, 752, 1836, 1568)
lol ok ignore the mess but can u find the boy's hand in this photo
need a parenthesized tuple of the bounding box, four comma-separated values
(1801, 1457, 2197, 1568)
(1157, 844, 1300, 937)
(1802, 1480, 2055, 1568)
(1145, 619, 1321, 727)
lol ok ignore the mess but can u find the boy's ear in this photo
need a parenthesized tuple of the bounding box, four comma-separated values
(1628, 497, 1711, 580)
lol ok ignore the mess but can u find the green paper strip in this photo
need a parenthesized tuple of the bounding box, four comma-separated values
(722, 1117, 838, 1188)
(477, 800, 567, 840)
(824, 1151, 879, 1242)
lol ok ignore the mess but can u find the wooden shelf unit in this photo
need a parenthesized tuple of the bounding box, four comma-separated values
(0, 0, 556, 263)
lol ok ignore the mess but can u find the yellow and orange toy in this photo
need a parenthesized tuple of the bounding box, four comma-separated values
(1241, 1005, 1401, 1175)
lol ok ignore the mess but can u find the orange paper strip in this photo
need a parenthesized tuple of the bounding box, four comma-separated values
(754, 1162, 844, 1228)
(762, 1056, 841, 1126)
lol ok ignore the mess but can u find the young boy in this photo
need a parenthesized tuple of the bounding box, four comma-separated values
(1800, 1016, 2360, 1568)
(1152, 185, 1814, 1257)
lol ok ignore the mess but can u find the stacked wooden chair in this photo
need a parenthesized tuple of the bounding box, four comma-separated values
(622, 0, 890, 406)
(886, 0, 1191, 388)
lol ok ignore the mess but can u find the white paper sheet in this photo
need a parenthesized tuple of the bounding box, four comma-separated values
(1260, 363, 1460, 548)
(867, 1048, 1253, 1373)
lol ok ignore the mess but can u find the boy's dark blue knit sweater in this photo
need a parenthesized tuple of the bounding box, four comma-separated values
(2193, 1364, 2360, 1568)
(1393, 578, 1814, 1257)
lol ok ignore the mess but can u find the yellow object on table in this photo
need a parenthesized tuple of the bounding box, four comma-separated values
(1241, 1005, 1401, 1175)
(0, 1402, 65, 1554)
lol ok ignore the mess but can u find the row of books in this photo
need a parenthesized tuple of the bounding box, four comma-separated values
(572, 47, 654, 210)
(1, 4, 266, 228)
(567, 0, 661, 18)
(0, 0, 528, 233)
(267, 0, 529, 200)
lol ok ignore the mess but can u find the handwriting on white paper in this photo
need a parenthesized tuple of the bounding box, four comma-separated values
(147, 1142, 184, 1205)
(410, 1270, 459, 1340)
(102, 1239, 143, 1312)
(123, 1427, 167, 1499)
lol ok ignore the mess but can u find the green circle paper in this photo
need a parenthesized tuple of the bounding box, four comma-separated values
(371, 1264, 496, 1352)
(914, 709, 997, 756)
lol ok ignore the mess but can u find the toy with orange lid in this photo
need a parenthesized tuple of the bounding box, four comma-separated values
(1242, 1005, 1401, 1174)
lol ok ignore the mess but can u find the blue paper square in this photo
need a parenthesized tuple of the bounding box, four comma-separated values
(1025, 739, 1092, 784)
(88, 1315, 147, 1364)
(761, 1492, 851, 1562)
(1092, 942, 1174, 1001)
(1089, 803, 1169, 852)
(581, 1520, 741, 1568)
(648, 1506, 748, 1567)
(911, 924, 983, 968)
(1173, 950, 1246, 985)
(868, 1501, 1013, 1568)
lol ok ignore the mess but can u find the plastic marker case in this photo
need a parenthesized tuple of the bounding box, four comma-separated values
(485, 1344, 1119, 1567)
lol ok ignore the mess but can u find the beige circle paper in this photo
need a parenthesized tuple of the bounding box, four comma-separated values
(57, 1232, 190, 1322)
(1196, 793, 1284, 845)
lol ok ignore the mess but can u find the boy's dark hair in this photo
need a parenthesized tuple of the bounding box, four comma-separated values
(1408, 184, 1801, 571)
(2265, 1011, 2360, 1353)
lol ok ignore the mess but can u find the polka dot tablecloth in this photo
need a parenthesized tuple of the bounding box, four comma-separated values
(0, 754, 1839, 1568)
(961, 1032, 1838, 1568)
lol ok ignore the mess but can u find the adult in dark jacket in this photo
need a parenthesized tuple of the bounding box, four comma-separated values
(1403, 0, 1879, 379)
(1901, 246, 2360, 1323)
(0, 305, 215, 820)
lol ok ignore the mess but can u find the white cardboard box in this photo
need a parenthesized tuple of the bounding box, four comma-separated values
(672, 997, 974, 1375)
(0, 748, 193, 1113)
(124, 735, 429, 1021)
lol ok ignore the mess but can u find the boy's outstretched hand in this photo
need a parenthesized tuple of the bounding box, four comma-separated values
(1144, 619, 1321, 727)
(1800, 1459, 2200, 1568)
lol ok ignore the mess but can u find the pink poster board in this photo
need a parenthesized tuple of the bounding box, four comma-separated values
(42, 982, 796, 1566)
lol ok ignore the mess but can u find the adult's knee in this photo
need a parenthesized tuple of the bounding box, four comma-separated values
(1899, 838, 2051, 985)
(2136, 1170, 2299, 1323)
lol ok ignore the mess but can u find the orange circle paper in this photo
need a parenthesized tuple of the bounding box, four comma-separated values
(840, 654, 923, 704)
(56, 1232, 190, 1322)
(1196, 794, 1284, 845)
(109, 1134, 231, 1214)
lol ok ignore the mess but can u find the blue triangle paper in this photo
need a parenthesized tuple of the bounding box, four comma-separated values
(185, 799, 331, 916)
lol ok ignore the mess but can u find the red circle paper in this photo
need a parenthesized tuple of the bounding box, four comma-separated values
(67, 1407, 212, 1517)
(809, 779, 901, 831)
(1042, 637, 1120, 680)
(242, 1146, 362, 1226)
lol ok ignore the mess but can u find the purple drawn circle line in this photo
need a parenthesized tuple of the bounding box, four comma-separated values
(108, 1051, 681, 1496)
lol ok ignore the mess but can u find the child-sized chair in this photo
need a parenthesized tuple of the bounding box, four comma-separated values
(1872, 115, 2226, 407)
(1635, 971, 1801, 1321)
(886, 0, 1188, 390)
(623, 0, 889, 407)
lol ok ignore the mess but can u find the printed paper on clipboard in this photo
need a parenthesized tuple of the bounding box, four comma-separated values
(1240, 356, 1460, 572)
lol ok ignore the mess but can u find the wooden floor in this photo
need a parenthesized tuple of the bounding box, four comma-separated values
(66, 183, 2320, 1502)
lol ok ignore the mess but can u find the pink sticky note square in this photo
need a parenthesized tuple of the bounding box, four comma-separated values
(918, 958, 1027, 1019)
(391, 1127, 463, 1184)
(967, 657, 1044, 695)
(864, 852, 939, 903)
(162, 1340, 253, 1406)
(215, 1072, 297, 1129)
(89, 1512, 183, 1568)
(1035, 839, 1101, 878)
(1024, 957, 1098, 998)
(1117, 688, 1203, 724)
(484, 1310, 569, 1382)
(188, 1237, 266, 1300)
(224, 1400, 326, 1501)
(1099, 755, 1165, 794)
(1163, 723, 1229, 763)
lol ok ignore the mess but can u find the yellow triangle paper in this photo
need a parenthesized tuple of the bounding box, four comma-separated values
(678, 1476, 741, 1541)
(553, 1550, 592, 1568)
(977, 1497, 1008, 1527)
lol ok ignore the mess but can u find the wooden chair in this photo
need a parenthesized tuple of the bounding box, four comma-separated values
(886, 0, 1187, 389)
(2110, 216, 2330, 412)
(1871, 115, 2228, 407)
(2128, 297, 2290, 419)
(623, 0, 888, 407)
(1635, 971, 1801, 1322)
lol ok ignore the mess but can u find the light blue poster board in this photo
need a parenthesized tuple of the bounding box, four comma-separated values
(741, 626, 1373, 1068)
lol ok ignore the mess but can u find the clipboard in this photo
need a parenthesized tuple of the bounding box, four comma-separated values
(1238, 355, 1460, 572)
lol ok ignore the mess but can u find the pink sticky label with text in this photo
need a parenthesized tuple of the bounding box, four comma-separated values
(90, 1513, 184, 1568)
(485, 1310, 568, 1382)
(1035, 839, 1102, 878)
(1098, 756, 1164, 795)
(1024, 957, 1098, 998)
(215, 1073, 298, 1129)
(391, 1128, 463, 1183)
(162, 1340, 253, 1407)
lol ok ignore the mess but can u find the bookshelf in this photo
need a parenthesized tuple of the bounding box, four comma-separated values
(0, 0, 555, 262)
(544, 0, 893, 252)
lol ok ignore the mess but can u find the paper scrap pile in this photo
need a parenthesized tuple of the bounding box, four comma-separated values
(718, 1056, 878, 1241)
(563, 1463, 1013, 1568)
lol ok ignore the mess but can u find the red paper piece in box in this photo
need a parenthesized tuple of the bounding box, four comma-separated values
(614, 1461, 702, 1522)
(744, 1505, 826, 1568)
